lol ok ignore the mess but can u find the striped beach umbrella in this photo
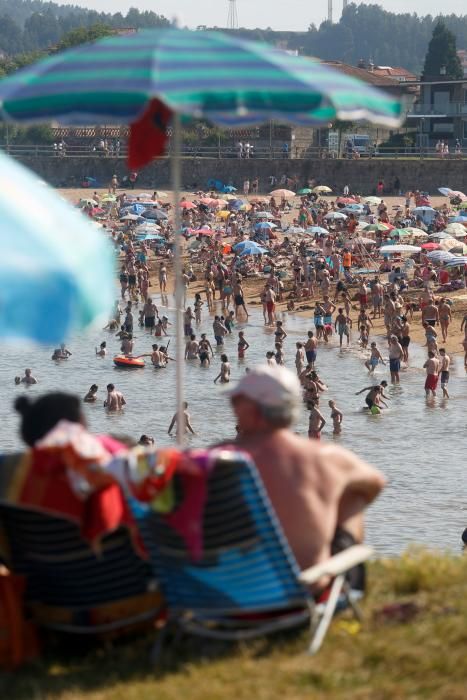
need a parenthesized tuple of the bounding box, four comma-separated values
(0, 29, 402, 133)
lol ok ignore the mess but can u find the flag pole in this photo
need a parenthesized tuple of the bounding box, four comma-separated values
(171, 113, 185, 447)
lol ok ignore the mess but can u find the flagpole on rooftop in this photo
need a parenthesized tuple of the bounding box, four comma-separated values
(171, 112, 185, 447)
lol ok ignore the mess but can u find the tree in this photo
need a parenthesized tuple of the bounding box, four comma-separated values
(422, 21, 463, 80)
(53, 24, 114, 52)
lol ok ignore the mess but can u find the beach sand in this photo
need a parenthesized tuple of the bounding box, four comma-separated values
(61, 187, 467, 359)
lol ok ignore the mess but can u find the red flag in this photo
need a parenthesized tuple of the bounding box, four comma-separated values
(128, 98, 173, 170)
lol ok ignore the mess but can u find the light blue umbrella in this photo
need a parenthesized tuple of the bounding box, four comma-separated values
(255, 222, 275, 230)
(449, 216, 467, 224)
(136, 233, 165, 241)
(237, 241, 268, 256)
(0, 151, 113, 343)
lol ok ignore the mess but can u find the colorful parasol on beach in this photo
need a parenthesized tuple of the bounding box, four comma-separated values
(0, 27, 402, 444)
(0, 151, 113, 343)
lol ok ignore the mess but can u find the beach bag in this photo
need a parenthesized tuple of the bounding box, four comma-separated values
(0, 566, 40, 669)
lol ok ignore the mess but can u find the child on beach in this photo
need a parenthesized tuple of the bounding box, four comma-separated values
(365, 342, 386, 373)
(359, 324, 369, 349)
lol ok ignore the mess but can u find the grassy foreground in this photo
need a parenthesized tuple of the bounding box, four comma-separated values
(4, 549, 467, 700)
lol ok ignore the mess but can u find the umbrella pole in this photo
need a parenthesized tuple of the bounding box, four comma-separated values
(171, 113, 185, 447)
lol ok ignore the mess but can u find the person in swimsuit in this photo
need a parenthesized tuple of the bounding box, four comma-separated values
(237, 331, 250, 360)
(274, 321, 287, 344)
(307, 399, 326, 440)
(438, 298, 452, 343)
(185, 334, 199, 360)
(233, 280, 249, 319)
(95, 341, 107, 357)
(295, 342, 305, 376)
(328, 399, 343, 435)
(388, 335, 403, 384)
(84, 384, 98, 403)
(423, 351, 440, 398)
(355, 381, 389, 410)
(399, 316, 411, 363)
(365, 342, 385, 373)
(304, 331, 317, 368)
(334, 308, 352, 347)
(214, 354, 231, 384)
(198, 333, 213, 367)
(194, 293, 204, 324)
(439, 348, 450, 399)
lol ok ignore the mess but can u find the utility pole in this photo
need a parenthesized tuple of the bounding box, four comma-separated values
(328, 0, 332, 23)
(227, 0, 238, 29)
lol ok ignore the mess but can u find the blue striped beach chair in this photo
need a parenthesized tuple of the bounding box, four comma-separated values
(135, 449, 371, 655)
(0, 464, 162, 635)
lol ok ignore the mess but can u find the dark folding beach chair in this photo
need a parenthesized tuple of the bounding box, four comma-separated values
(135, 449, 371, 655)
(0, 465, 162, 634)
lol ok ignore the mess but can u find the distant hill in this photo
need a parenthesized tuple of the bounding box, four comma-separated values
(0, 1, 170, 55)
(0, 1, 466, 74)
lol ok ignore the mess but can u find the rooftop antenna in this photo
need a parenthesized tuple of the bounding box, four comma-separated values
(328, 0, 332, 23)
(343, 0, 348, 9)
(227, 0, 238, 29)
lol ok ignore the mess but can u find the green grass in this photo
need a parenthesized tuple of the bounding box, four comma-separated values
(4, 549, 467, 700)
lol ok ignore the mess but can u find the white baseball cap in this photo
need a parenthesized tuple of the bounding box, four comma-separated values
(229, 364, 301, 409)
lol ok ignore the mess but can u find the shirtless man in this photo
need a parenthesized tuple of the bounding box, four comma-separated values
(421, 298, 439, 328)
(334, 308, 352, 347)
(168, 402, 195, 436)
(304, 331, 318, 369)
(104, 383, 126, 410)
(439, 348, 450, 399)
(52, 343, 72, 360)
(20, 368, 38, 385)
(423, 351, 440, 398)
(388, 335, 403, 384)
(371, 277, 384, 319)
(224, 365, 385, 573)
(355, 381, 389, 410)
(151, 344, 165, 368)
(308, 399, 326, 440)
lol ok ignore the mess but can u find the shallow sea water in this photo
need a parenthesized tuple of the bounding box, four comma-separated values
(2, 289, 466, 557)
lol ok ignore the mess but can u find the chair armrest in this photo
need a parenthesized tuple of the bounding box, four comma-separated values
(298, 545, 373, 586)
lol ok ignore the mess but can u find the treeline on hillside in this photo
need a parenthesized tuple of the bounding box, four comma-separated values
(0, 1, 466, 74)
(225, 4, 467, 74)
(0, 3, 169, 55)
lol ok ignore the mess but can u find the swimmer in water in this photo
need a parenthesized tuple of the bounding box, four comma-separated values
(168, 402, 195, 436)
(104, 383, 126, 411)
(84, 384, 98, 402)
(20, 368, 38, 385)
(328, 399, 343, 435)
(52, 343, 72, 360)
(96, 341, 107, 357)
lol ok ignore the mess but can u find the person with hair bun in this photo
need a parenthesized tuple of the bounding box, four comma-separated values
(14, 393, 83, 447)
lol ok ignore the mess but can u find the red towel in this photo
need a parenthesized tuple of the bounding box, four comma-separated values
(128, 98, 173, 170)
